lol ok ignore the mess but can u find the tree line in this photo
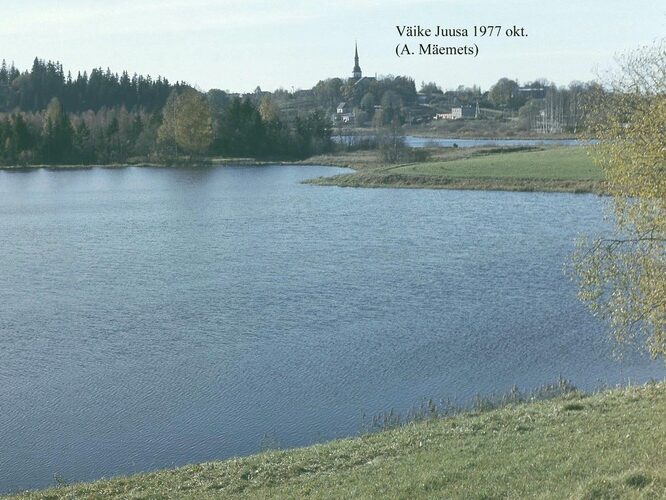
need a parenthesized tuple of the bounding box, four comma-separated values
(0, 56, 607, 166)
(0, 93, 332, 166)
(491, 79, 601, 133)
(0, 58, 334, 165)
(0, 58, 181, 113)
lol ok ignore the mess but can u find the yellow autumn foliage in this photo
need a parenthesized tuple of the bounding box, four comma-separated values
(575, 39, 665, 358)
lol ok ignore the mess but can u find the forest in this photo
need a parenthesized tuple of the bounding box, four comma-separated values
(0, 58, 333, 165)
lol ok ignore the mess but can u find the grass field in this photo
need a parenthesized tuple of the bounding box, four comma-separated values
(7, 382, 665, 499)
(306, 146, 606, 193)
(392, 147, 600, 180)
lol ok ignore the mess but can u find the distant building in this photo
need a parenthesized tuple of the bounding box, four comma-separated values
(335, 101, 354, 123)
(349, 43, 375, 85)
(335, 43, 377, 125)
(458, 105, 477, 119)
(353, 76, 375, 87)
(434, 111, 454, 120)
(352, 42, 362, 80)
(516, 86, 547, 99)
(434, 104, 478, 120)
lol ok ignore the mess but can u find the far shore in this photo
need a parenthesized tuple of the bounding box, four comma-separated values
(401, 130, 580, 141)
(344, 125, 582, 141)
(0, 158, 301, 171)
(0, 145, 606, 195)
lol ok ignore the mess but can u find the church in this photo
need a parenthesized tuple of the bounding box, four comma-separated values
(352, 42, 362, 79)
(336, 43, 376, 123)
(350, 42, 375, 85)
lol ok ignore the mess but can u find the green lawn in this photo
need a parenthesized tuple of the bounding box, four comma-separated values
(7, 382, 665, 499)
(307, 146, 605, 193)
(391, 147, 600, 180)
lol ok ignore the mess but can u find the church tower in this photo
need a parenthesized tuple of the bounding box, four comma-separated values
(352, 42, 362, 79)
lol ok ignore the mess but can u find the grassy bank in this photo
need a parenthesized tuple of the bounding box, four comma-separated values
(7, 382, 665, 499)
(306, 146, 605, 193)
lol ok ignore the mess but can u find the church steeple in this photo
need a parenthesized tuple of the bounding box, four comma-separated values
(352, 42, 362, 79)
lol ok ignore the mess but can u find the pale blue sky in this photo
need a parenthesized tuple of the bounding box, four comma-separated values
(2, 0, 664, 92)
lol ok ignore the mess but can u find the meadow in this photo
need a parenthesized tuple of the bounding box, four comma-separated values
(306, 146, 605, 193)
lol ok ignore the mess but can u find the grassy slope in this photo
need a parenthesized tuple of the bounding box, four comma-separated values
(307, 147, 606, 193)
(392, 147, 599, 180)
(8, 382, 665, 499)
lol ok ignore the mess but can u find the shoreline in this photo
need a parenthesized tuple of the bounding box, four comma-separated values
(339, 127, 580, 141)
(304, 172, 606, 194)
(301, 146, 605, 194)
(403, 132, 580, 141)
(5, 381, 664, 499)
(0, 159, 298, 171)
(0, 147, 604, 195)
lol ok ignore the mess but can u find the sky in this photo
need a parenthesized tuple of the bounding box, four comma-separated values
(2, 0, 665, 92)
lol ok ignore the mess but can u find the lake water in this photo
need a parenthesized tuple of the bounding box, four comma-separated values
(404, 136, 588, 148)
(333, 136, 588, 148)
(0, 165, 663, 493)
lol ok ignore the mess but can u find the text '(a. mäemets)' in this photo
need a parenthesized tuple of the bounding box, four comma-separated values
(395, 43, 478, 57)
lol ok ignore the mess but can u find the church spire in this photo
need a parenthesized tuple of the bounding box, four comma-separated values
(352, 42, 362, 79)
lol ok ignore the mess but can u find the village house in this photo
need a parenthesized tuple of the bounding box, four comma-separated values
(434, 103, 478, 120)
(336, 101, 354, 123)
